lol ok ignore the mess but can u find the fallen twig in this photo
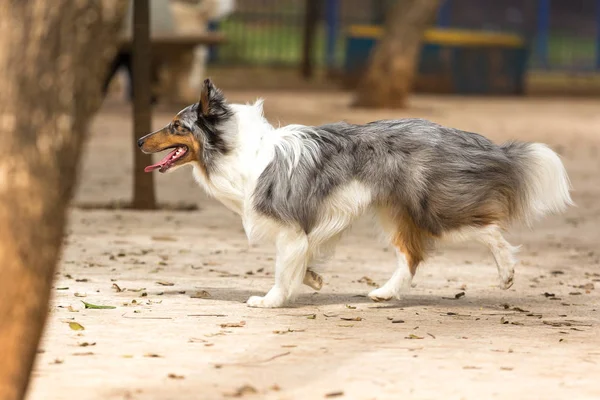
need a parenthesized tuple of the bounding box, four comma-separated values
(121, 313, 172, 320)
(214, 351, 291, 368)
(187, 314, 226, 317)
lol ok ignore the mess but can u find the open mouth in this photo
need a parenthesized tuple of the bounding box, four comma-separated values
(144, 146, 188, 173)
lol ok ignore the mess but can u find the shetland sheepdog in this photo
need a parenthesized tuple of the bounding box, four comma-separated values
(138, 79, 573, 308)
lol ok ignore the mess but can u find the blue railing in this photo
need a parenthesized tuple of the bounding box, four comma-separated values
(211, 0, 600, 73)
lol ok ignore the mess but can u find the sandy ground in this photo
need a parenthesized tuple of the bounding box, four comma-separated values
(27, 92, 600, 400)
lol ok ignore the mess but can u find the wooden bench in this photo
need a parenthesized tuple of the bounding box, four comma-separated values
(113, 32, 227, 103)
(119, 32, 226, 53)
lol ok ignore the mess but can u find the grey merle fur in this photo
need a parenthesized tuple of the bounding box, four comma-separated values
(253, 119, 533, 236)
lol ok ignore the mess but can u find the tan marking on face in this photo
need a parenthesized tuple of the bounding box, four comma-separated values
(138, 117, 206, 174)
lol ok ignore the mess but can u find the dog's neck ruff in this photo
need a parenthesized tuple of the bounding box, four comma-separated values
(192, 101, 281, 216)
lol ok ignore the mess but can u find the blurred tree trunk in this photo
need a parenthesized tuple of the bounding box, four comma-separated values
(0, 1, 127, 399)
(355, 0, 441, 108)
(301, 0, 320, 79)
(131, 0, 157, 209)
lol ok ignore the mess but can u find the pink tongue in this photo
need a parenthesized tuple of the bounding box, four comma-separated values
(144, 148, 179, 173)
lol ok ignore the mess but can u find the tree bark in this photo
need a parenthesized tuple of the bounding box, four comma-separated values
(0, 1, 127, 399)
(354, 0, 441, 108)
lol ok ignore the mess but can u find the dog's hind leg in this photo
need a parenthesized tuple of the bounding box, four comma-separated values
(247, 229, 309, 308)
(368, 249, 416, 302)
(474, 225, 519, 289)
(369, 209, 428, 302)
(302, 234, 340, 291)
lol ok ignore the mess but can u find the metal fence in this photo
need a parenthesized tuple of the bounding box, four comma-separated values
(209, 0, 600, 72)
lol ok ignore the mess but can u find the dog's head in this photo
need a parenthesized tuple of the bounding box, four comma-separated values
(137, 79, 233, 174)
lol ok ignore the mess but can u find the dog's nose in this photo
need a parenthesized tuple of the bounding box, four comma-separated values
(137, 138, 144, 148)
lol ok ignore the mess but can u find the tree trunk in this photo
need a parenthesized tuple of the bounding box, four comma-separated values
(354, 0, 441, 108)
(131, 0, 157, 209)
(301, 0, 320, 79)
(0, 2, 127, 399)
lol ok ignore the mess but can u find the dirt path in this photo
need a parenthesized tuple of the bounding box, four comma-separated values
(28, 93, 600, 400)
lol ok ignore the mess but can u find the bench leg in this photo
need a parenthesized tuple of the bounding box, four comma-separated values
(162, 51, 198, 104)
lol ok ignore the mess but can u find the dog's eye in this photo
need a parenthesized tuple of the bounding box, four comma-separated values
(172, 121, 181, 129)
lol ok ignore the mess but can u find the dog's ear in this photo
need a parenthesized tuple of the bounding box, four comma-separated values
(197, 78, 227, 119)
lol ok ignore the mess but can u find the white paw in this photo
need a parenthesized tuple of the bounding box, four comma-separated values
(246, 294, 286, 308)
(499, 269, 515, 290)
(368, 287, 396, 302)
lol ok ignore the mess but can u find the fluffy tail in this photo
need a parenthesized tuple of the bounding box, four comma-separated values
(503, 142, 573, 225)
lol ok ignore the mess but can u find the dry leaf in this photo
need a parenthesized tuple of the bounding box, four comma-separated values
(325, 391, 344, 398)
(272, 328, 305, 334)
(340, 317, 362, 321)
(220, 321, 246, 328)
(74, 292, 86, 298)
(224, 385, 258, 397)
(144, 353, 161, 358)
(68, 322, 85, 331)
(168, 373, 185, 380)
(156, 281, 174, 286)
(577, 283, 594, 291)
(190, 290, 211, 299)
(405, 334, 423, 339)
(345, 305, 356, 309)
(81, 301, 116, 310)
(73, 352, 94, 356)
(112, 283, 123, 292)
(205, 332, 227, 337)
(358, 276, 377, 287)
(151, 236, 177, 242)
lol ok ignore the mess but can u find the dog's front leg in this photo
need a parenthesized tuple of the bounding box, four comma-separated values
(247, 230, 309, 308)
